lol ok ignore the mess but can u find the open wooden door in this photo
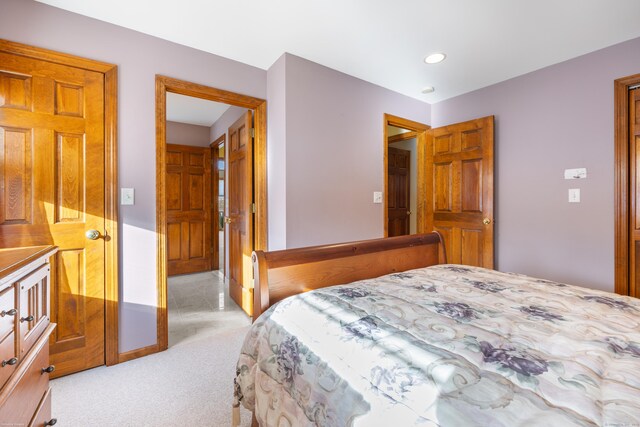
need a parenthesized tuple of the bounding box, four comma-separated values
(166, 144, 212, 276)
(0, 50, 107, 376)
(227, 111, 253, 315)
(426, 116, 494, 268)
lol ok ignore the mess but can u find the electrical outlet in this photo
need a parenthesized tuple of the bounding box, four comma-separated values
(373, 191, 383, 204)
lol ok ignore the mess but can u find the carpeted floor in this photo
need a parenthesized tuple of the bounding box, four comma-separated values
(51, 325, 253, 426)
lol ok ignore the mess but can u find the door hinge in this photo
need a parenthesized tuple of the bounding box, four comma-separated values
(250, 128, 255, 138)
(251, 202, 256, 214)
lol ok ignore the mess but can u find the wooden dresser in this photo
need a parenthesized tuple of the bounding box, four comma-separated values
(0, 246, 57, 426)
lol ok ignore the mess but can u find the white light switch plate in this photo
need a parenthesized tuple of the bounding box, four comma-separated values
(373, 191, 383, 204)
(121, 188, 135, 205)
(568, 188, 580, 203)
(564, 168, 587, 180)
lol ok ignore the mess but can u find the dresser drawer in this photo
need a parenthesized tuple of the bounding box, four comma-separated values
(29, 387, 54, 427)
(0, 331, 17, 390)
(0, 339, 50, 425)
(0, 285, 16, 339)
(19, 265, 50, 357)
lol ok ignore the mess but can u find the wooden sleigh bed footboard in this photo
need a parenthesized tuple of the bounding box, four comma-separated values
(251, 232, 446, 320)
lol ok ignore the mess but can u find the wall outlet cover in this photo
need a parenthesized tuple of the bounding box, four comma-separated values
(373, 191, 383, 204)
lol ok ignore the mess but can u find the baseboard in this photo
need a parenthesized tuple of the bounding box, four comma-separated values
(118, 343, 161, 364)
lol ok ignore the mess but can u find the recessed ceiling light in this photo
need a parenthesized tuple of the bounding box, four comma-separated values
(421, 86, 435, 94)
(424, 53, 446, 64)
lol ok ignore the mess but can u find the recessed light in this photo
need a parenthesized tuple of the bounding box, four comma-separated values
(424, 53, 446, 64)
(421, 86, 435, 94)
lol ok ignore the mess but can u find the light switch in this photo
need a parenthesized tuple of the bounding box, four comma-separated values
(568, 188, 580, 203)
(121, 188, 135, 205)
(373, 191, 383, 204)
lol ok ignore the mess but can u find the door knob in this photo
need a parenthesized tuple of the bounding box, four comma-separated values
(483, 218, 491, 225)
(406, 211, 412, 215)
(85, 229, 101, 240)
(224, 217, 232, 224)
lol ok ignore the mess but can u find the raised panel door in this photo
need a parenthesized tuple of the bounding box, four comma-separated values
(227, 111, 253, 315)
(0, 52, 106, 377)
(427, 116, 494, 268)
(165, 144, 211, 276)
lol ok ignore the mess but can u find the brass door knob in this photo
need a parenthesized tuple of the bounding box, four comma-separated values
(406, 211, 412, 215)
(483, 218, 491, 225)
(224, 217, 232, 224)
(85, 229, 101, 240)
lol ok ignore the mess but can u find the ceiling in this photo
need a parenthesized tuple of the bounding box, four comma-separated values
(166, 93, 230, 127)
(36, 0, 640, 103)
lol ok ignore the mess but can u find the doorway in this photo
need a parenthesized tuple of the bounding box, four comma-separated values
(156, 76, 267, 351)
(383, 114, 430, 237)
(614, 72, 640, 297)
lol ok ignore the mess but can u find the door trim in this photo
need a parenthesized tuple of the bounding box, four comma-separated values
(383, 114, 430, 237)
(614, 72, 640, 296)
(156, 76, 268, 352)
(210, 134, 226, 273)
(0, 39, 120, 366)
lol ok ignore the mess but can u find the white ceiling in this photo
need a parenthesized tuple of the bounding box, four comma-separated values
(36, 0, 640, 103)
(166, 93, 230, 127)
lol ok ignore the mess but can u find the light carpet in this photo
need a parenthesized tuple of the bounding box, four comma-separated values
(51, 326, 253, 427)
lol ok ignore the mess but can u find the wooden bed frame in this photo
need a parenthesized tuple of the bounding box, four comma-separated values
(251, 232, 446, 320)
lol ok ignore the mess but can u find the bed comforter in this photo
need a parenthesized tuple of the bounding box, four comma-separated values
(233, 265, 640, 426)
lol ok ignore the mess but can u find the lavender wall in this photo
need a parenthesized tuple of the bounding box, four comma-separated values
(208, 106, 249, 143)
(283, 54, 431, 248)
(167, 121, 210, 147)
(266, 55, 288, 250)
(0, 0, 267, 352)
(432, 36, 640, 292)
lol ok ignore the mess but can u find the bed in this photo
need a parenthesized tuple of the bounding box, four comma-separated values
(233, 232, 640, 426)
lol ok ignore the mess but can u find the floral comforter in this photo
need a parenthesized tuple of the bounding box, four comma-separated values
(233, 265, 640, 426)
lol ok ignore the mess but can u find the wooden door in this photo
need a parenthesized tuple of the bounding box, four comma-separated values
(629, 88, 640, 297)
(0, 52, 106, 376)
(387, 147, 410, 236)
(427, 116, 494, 268)
(227, 111, 253, 315)
(166, 144, 212, 276)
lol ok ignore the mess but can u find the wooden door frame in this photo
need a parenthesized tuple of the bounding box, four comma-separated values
(210, 134, 226, 273)
(156, 75, 267, 351)
(383, 114, 430, 237)
(614, 72, 640, 296)
(0, 39, 120, 366)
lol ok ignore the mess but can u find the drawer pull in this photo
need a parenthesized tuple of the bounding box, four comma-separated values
(0, 309, 16, 317)
(20, 315, 34, 323)
(1, 357, 17, 367)
(45, 419, 57, 426)
(41, 365, 56, 374)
